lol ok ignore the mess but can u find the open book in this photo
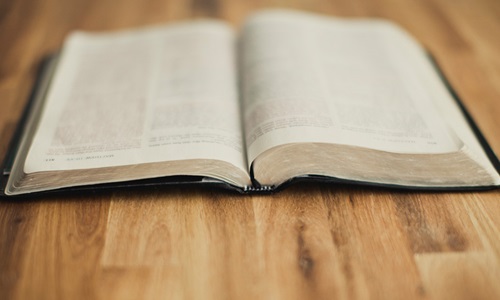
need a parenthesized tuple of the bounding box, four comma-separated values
(2, 10, 499, 196)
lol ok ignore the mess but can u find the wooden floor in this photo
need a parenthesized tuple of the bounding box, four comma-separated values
(1, 0, 500, 299)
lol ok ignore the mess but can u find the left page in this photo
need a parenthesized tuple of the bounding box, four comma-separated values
(22, 22, 249, 184)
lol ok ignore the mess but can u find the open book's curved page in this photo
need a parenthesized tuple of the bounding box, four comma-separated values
(241, 10, 463, 165)
(23, 22, 250, 184)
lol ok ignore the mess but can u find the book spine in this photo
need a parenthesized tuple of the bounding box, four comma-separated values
(243, 185, 274, 193)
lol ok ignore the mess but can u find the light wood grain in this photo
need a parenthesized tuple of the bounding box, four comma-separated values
(1, 0, 499, 299)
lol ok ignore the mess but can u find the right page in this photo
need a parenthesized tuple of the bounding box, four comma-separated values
(241, 10, 461, 165)
(240, 10, 499, 187)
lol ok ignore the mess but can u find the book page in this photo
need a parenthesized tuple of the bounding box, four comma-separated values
(24, 22, 249, 178)
(241, 10, 462, 165)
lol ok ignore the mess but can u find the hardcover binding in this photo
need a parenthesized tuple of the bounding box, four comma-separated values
(1, 54, 499, 198)
(427, 54, 500, 175)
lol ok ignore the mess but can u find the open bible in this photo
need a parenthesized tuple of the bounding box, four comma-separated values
(2, 10, 500, 196)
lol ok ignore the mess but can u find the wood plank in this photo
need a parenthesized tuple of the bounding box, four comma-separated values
(3, 197, 110, 300)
